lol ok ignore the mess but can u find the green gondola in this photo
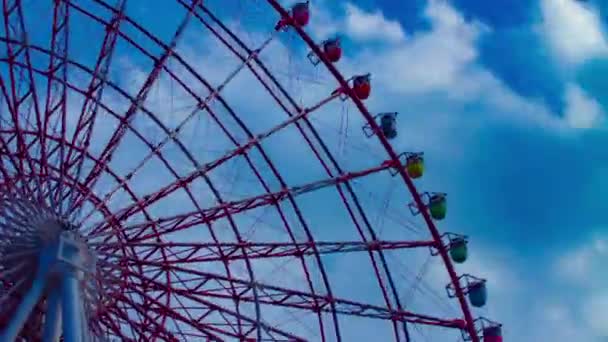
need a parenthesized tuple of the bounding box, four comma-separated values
(428, 194, 446, 220)
(449, 237, 468, 264)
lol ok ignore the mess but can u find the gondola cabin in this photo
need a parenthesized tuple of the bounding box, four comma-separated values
(449, 237, 468, 264)
(292, 2, 310, 27)
(379, 113, 397, 139)
(428, 193, 446, 220)
(468, 280, 487, 308)
(352, 74, 371, 100)
(406, 154, 424, 179)
(323, 38, 342, 63)
(483, 325, 502, 342)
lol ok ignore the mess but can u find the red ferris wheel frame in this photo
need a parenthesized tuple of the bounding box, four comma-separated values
(0, 0, 502, 341)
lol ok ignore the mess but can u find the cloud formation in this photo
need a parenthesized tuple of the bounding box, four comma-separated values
(99, 0, 608, 340)
(540, 0, 608, 64)
(343, 3, 406, 43)
(554, 233, 608, 338)
(564, 83, 606, 128)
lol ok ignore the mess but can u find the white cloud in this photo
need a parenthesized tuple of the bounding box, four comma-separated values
(343, 3, 406, 43)
(97, 1, 605, 339)
(353, 0, 481, 96)
(554, 233, 608, 338)
(535, 302, 590, 341)
(558, 245, 594, 282)
(307, 1, 340, 40)
(583, 292, 608, 337)
(338, 0, 564, 132)
(540, 0, 608, 64)
(564, 83, 605, 128)
(557, 234, 608, 283)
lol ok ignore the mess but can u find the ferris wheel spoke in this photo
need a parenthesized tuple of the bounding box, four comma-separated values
(87, 159, 400, 240)
(100, 302, 150, 340)
(96, 6, 412, 340)
(72, 30, 290, 224)
(81, 90, 342, 230)
(0, 129, 159, 239)
(42, 0, 71, 212)
(3, 124, 65, 197)
(0, 139, 120, 218)
(70, 0, 203, 214)
(0, 139, 17, 187)
(69, 0, 340, 236)
(96, 255, 238, 341)
(0, 1, 503, 340)
(98, 247, 254, 340)
(99, 261, 272, 341)
(0, 22, 314, 324)
(110, 292, 186, 341)
(117, 267, 306, 341)
(0, 36, 178, 209)
(0, 82, 37, 194)
(95, 309, 129, 340)
(94, 240, 438, 264)
(1, 0, 47, 202)
(0, 130, 36, 194)
(62, 0, 125, 219)
(108, 272, 261, 340)
(126, 262, 466, 331)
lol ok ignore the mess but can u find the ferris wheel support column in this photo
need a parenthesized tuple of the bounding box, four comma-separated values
(61, 267, 85, 342)
(56, 231, 90, 342)
(0, 209, 95, 340)
(42, 287, 62, 342)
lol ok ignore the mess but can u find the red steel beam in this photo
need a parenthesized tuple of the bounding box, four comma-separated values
(1, 0, 44, 199)
(95, 239, 438, 263)
(91, 159, 401, 241)
(81, 91, 339, 227)
(63, 0, 126, 215)
(266, 1, 482, 340)
(42, 0, 70, 208)
(123, 265, 466, 330)
(73, 0, 203, 211)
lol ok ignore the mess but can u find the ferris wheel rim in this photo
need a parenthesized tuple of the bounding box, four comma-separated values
(0, 0, 500, 340)
(264, 0, 480, 340)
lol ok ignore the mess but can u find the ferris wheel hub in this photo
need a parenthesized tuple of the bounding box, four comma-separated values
(0, 197, 97, 342)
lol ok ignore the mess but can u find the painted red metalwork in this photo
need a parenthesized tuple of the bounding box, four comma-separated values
(42, 0, 70, 209)
(91, 160, 401, 239)
(191, 5, 413, 340)
(265, 0, 482, 340)
(2, 0, 44, 197)
(0, 1, 501, 340)
(81, 91, 341, 227)
(64, 0, 126, 215)
(71, 0, 203, 212)
(120, 263, 467, 329)
(95, 239, 439, 262)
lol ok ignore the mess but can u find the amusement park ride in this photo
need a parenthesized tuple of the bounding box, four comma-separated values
(0, 0, 503, 341)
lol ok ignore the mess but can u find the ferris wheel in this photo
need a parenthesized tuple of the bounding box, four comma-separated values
(0, 0, 503, 341)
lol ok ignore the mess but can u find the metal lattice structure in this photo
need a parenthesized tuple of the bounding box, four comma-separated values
(0, 0, 502, 341)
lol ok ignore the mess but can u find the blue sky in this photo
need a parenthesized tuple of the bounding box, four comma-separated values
(323, 0, 607, 340)
(103, 0, 607, 340)
(8, 0, 608, 340)
(252, 0, 608, 339)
